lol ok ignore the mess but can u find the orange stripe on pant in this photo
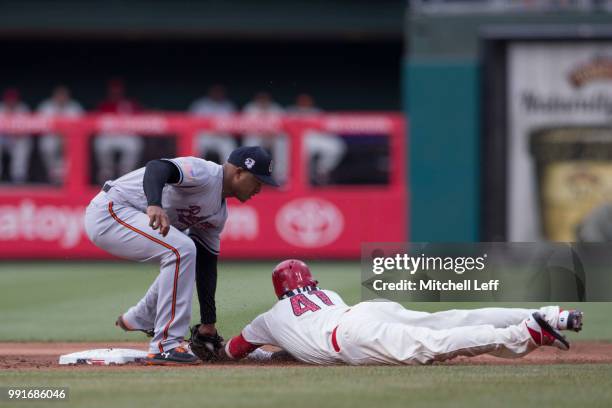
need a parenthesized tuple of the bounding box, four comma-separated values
(107, 201, 180, 353)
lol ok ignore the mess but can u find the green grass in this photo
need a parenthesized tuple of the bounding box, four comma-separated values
(0, 261, 609, 341)
(1, 365, 612, 408)
(0, 261, 362, 341)
(1, 262, 611, 408)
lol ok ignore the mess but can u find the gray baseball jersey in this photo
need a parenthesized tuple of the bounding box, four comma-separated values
(105, 156, 227, 254)
(85, 156, 227, 354)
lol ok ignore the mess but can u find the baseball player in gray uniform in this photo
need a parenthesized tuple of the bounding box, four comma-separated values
(84, 146, 278, 365)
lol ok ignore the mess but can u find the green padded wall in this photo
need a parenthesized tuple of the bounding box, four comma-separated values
(406, 61, 480, 241)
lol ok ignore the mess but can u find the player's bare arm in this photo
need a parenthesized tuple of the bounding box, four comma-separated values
(146, 205, 170, 236)
(198, 324, 217, 335)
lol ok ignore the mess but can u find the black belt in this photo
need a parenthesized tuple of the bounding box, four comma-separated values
(102, 183, 112, 193)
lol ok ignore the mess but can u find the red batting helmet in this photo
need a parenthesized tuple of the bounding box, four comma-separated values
(272, 259, 318, 299)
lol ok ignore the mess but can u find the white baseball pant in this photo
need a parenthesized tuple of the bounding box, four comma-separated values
(333, 302, 559, 365)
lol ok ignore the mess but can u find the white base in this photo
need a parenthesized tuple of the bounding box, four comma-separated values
(58, 348, 148, 365)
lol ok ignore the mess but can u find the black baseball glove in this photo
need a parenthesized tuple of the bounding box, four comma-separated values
(189, 324, 224, 362)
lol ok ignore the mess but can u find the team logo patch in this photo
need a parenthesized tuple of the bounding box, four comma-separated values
(244, 158, 255, 169)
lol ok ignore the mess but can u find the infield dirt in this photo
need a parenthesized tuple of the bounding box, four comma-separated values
(2, 341, 611, 370)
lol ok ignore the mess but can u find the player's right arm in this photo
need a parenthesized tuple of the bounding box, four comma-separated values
(217, 336, 295, 362)
(142, 160, 181, 236)
(220, 333, 261, 360)
(217, 313, 291, 361)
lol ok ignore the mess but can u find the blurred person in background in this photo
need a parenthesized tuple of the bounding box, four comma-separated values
(37, 85, 84, 184)
(288, 93, 346, 186)
(243, 92, 288, 185)
(0, 88, 32, 184)
(94, 78, 144, 184)
(287, 93, 320, 115)
(190, 84, 236, 116)
(189, 84, 237, 163)
(243, 91, 284, 116)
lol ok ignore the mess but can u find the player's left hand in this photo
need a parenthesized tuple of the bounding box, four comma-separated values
(189, 324, 224, 362)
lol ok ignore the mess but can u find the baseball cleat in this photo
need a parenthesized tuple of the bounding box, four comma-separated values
(115, 315, 154, 338)
(558, 309, 583, 332)
(145, 346, 199, 365)
(525, 312, 570, 351)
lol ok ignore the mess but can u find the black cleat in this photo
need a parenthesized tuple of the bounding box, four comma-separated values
(145, 346, 199, 365)
(526, 312, 570, 351)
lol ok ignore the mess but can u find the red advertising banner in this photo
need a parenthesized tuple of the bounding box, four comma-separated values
(0, 113, 407, 259)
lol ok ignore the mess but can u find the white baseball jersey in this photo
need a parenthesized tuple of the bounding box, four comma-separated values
(104, 156, 227, 254)
(231, 289, 350, 364)
(227, 291, 565, 365)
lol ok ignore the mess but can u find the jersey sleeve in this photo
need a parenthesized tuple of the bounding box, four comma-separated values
(241, 313, 274, 346)
(162, 157, 212, 188)
(224, 313, 273, 360)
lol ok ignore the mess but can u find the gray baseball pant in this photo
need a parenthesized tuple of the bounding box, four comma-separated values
(84, 191, 196, 354)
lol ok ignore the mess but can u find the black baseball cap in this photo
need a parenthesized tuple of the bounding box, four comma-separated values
(227, 146, 279, 187)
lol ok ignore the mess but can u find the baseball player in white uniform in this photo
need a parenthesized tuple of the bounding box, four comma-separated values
(84, 146, 278, 365)
(216, 260, 584, 365)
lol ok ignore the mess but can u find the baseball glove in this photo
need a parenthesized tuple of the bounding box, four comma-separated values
(189, 324, 224, 362)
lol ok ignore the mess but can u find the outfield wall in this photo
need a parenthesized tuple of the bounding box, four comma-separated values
(0, 113, 407, 259)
